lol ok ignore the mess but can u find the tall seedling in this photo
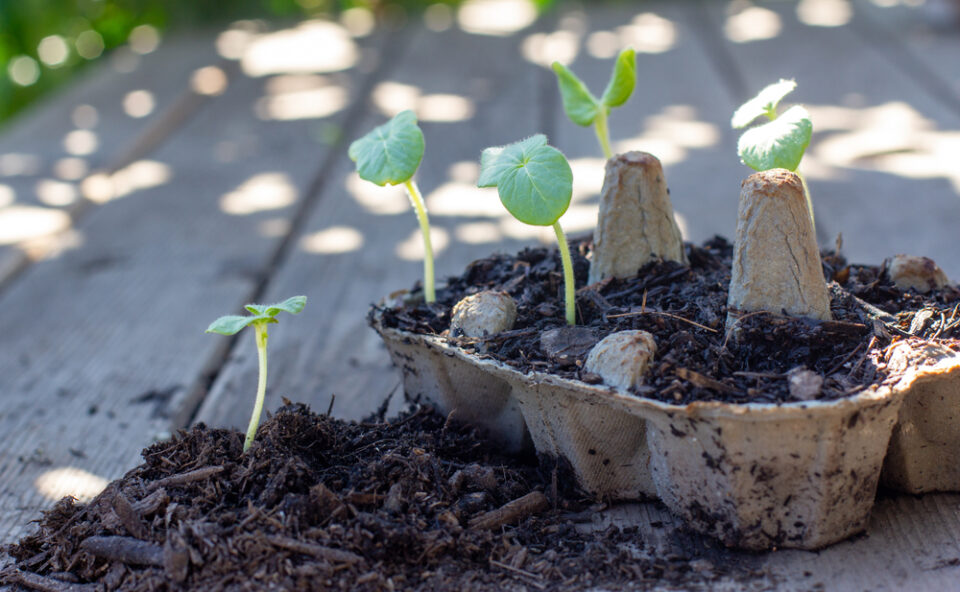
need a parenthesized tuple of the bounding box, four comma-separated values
(349, 110, 436, 303)
(732, 79, 815, 229)
(479, 135, 577, 325)
(206, 296, 307, 452)
(552, 48, 636, 159)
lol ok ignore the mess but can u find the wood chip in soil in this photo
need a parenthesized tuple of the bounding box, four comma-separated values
(3, 404, 770, 591)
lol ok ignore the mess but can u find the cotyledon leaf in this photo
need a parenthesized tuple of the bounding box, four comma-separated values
(737, 105, 812, 172)
(348, 110, 424, 186)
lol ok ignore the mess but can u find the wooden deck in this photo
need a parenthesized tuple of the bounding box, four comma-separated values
(1, 1, 959, 589)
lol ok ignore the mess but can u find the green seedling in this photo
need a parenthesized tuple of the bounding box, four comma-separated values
(552, 48, 636, 160)
(206, 295, 307, 452)
(732, 79, 815, 228)
(479, 134, 576, 325)
(349, 110, 436, 303)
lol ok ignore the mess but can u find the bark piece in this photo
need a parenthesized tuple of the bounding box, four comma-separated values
(589, 151, 687, 284)
(727, 169, 831, 331)
(584, 331, 656, 390)
(450, 291, 517, 338)
(467, 491, 548, 530)
(889, 254, 950, 293)
(79, 536, 164, 566)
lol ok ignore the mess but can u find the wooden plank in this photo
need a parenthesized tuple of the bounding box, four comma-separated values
(700, 0, 960, 279)
(588, 493, 960, 591)
(193, 17, 554, 428)
(0, 23, 388, 548)
(550, 1, 745, 246)
(0, 35, 227, 291)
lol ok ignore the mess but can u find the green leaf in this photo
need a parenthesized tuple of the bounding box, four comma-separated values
(552, 62, 600, 127)
(348, 110, 424, 186)
(731, 79, 797, 129)
(482, 137, 573, 226)
(245, 304, 265, 315)
(478, 134, 547, 188)
(264, 295, 307, 316)
(600, 48, 636, 107)
(737, 105, 812, 172)
(206, 315, 257, 335)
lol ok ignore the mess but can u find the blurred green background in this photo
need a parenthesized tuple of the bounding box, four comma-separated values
(0, 0, 549, 127)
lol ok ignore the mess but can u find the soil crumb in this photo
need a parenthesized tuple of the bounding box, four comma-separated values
(3, 404, 767, 591)
(377, 238, 960, 404)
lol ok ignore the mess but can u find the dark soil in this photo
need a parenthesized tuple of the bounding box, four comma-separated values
(377, 237, 960, 405)
(2, 404, 768, 591)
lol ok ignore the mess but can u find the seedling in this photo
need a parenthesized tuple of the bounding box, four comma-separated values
(732, 79, 814, 227)
(206, 295, 307, 452)
(478, 134, 576, 325)
(349, 110, 435, 303)
(552, 48, 636, 159)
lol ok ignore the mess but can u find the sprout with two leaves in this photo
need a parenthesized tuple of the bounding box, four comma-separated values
(206, 296, 307, 452)
(479, 135, 577, 325)
(552, 48, 636, 159)
(732, 79, 815, 228)
(349, 110, 436, 303)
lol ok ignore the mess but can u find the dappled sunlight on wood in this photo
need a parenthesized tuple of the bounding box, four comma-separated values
(34, 467, 109, 503)
(0, 153, 41, 177)
(797, 0, 854, 27)
(220, 172, 296, 215)
(239, 21, 358, 77)
(0, 185, 14, 207)
(122, 89, 155, 118)
(82, 160, 172, 203)
(191, 66, 228, 96)
(339, 7, 376, 38)
(300, 226, 365, 254)
(455, 220, 502, 244)
(426, 182, 500, 216)
(372, 81, 476, 122)
(614, 105, 721, 166)
(806, 101, 960, 192)
(395, 225, 449, 261)
(585, 12, 678, 59)
(457, 0, 538, 36)
(725, 5, 782, 43)
(63, 129, 98, 156)
(54, 157, 88, 181)
(523, 29, 581, 67)
(35, 179, 78, 207)
(346, 171, 408, 215)
(0, 206, 71, 245)
(256, 74, 348, 121)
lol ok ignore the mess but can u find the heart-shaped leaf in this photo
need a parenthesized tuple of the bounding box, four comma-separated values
(552, 62, 600, 127)
(731, 79, 797, 129)
(478, 134, 547, 188)
(737, 105, 812, 172)
(348, 110, 424, 186)
(600, 48, 636, 107)
(480, 137, 572, 226)
(206, 315, 258, 335)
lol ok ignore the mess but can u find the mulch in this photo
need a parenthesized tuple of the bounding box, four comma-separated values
(2, 404, 765, 591)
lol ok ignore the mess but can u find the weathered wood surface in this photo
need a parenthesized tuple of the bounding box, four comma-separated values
(2, 2, 960, 590)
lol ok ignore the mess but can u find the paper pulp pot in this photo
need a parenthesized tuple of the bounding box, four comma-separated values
(881, 340, 960, 494)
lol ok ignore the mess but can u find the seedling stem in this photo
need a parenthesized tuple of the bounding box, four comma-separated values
(246, 323, 270, 452)
(403, 179, 436, 303)
(594, 108, 613, 160)
(553, 222, 576, 325)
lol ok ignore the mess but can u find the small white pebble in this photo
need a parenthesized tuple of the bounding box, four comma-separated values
(585, 330, 657, 390)
(787, 367, 822, 401)
(450, 291, 517, 338)
(889, 254, 950, 293)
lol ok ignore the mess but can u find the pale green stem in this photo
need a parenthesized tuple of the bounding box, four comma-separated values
(797, 170, 815, 234)
(403, 179, 436, 303)
(244, 322, 269, 452)
(593, 107, 613, 160)
(553, 222, 576, 326)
